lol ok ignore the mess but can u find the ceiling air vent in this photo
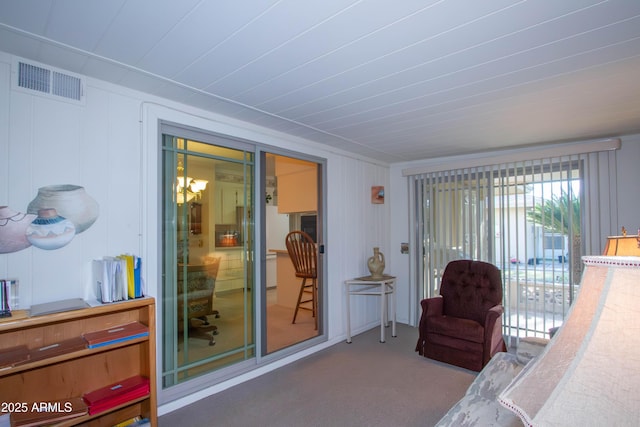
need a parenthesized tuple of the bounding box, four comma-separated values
(12, 58, 85, 104)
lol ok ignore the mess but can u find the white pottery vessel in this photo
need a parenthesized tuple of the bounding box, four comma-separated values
(26, 208, 76, 250)
(27, 184, 99, 234)
(0, 206, 37, 253)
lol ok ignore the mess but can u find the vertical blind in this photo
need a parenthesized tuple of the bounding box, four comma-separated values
(407, 141, 618, 338)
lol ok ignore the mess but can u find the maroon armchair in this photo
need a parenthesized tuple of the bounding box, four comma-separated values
(415, 260, 506, 371)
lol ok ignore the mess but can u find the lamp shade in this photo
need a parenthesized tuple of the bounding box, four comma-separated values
(498, 256, 640, 426)
(603, 234, 640, 256)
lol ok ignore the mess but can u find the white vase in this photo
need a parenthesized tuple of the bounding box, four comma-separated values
(0, 206, 37, 253)
(367, 247, 386, 279)
(26, 208, 76, 250)
(27, 184, 99, 234)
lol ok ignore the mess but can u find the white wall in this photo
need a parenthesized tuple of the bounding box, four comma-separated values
(0, 50, 392, 410)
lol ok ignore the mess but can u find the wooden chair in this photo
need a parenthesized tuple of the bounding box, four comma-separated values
(285, 231, 318, 330)
(177, 256, 221, 346)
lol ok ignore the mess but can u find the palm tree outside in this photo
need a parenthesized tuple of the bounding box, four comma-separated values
(527, 184, 582, 302)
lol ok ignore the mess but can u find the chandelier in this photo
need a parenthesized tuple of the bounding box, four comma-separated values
(176, 160, 208, 204)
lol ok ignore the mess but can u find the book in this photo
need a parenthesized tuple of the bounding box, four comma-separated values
(82, 322, 149, 348)
(29, 298, 89, 317)
(26, 336, 87, 363)
(82, 375, 150, 415)
(113, 415, 142, 427)
(116, 254, 134, 299)
(93, 256, 136, 303)
(0, 345, 30, 369)
(10, 397, 87, 427)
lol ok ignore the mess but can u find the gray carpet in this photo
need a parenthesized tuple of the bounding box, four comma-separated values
(159, 323, 476, 427)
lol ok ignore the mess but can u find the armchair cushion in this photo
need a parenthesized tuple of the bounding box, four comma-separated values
(427, 315, 484, 344)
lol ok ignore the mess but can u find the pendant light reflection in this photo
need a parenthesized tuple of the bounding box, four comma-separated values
(176, 160, 208, 204)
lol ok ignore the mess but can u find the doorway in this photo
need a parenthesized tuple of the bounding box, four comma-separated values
(263, 153, 323, 354)
(159, 122, 325, 402)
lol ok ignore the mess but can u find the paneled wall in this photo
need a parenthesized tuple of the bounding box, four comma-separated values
(0, 50, 391, 342)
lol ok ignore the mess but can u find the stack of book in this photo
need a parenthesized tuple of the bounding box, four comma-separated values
(92, 254, 143, 303)
(82, 322, 149, 349)
(82, 376, 150, 415)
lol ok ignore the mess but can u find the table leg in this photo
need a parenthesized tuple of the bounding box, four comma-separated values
(380, 282, 386, 343)
(346, 283, 352, 343)
(391, 281, 397, 338)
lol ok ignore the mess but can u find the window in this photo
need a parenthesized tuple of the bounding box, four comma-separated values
(407, 141, 618, 341)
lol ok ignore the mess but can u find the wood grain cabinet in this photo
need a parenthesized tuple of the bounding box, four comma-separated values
(0, 297, 157, 426)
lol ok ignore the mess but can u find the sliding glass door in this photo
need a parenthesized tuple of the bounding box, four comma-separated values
(411, 149, 617, 341)
(158, 123, 326, 401)
(262, 153, 323, 354)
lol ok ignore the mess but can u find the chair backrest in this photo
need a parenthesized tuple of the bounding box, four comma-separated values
(177, 256, 221, 293)
(285, 231, 317, 279)
(439, 260, 503, 325)
(203, 256, 221, 280)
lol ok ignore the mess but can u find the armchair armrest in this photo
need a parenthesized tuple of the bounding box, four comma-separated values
(483, 304, 505, 365)
(423, 296, 443, 317)
(415, 296, 443, 355)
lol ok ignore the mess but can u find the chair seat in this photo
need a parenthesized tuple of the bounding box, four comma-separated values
(427, 316, 484, 344)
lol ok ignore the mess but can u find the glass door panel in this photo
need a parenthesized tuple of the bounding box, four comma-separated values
(264, 153, 321, 354)
(162, 133, 254, 389)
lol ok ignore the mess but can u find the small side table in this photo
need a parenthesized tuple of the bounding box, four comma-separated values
(345, 275, 397, 343)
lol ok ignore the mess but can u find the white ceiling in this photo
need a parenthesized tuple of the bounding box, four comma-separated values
(1, 0, 640, 163)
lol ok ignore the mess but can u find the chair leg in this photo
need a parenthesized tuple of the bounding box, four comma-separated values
(293, 277, 317, 328)
(292, 278, 307, 324)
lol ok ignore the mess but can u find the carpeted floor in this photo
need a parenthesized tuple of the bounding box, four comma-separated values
(159, 323, 476, 427)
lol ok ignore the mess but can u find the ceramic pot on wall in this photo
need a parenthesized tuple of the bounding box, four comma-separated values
(27, 185, 99, 234)
(26, 208, 76, 250)
(0, 206, 37, 253)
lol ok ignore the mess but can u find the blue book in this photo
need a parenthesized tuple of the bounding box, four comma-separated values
(134, 256, 142, 297)
(83, 322, 149, 348)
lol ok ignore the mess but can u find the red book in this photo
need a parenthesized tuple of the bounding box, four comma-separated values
(27, 336, 87, 363)
(0, 345, 30, 369)
(82, 375, 150, 415)
(82, 322, 149, 348)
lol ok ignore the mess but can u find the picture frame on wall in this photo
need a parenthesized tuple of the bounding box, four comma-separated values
(371, 186, 384, 204)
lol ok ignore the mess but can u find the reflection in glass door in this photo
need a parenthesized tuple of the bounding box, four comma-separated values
(264, 153, 322, 354)
(162, 131, 254, 389)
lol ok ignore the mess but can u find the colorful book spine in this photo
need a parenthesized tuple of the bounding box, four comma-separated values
(82, 376, 150, 415)
(133, 256, 142, 298)
(82, 322, 149, 349)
